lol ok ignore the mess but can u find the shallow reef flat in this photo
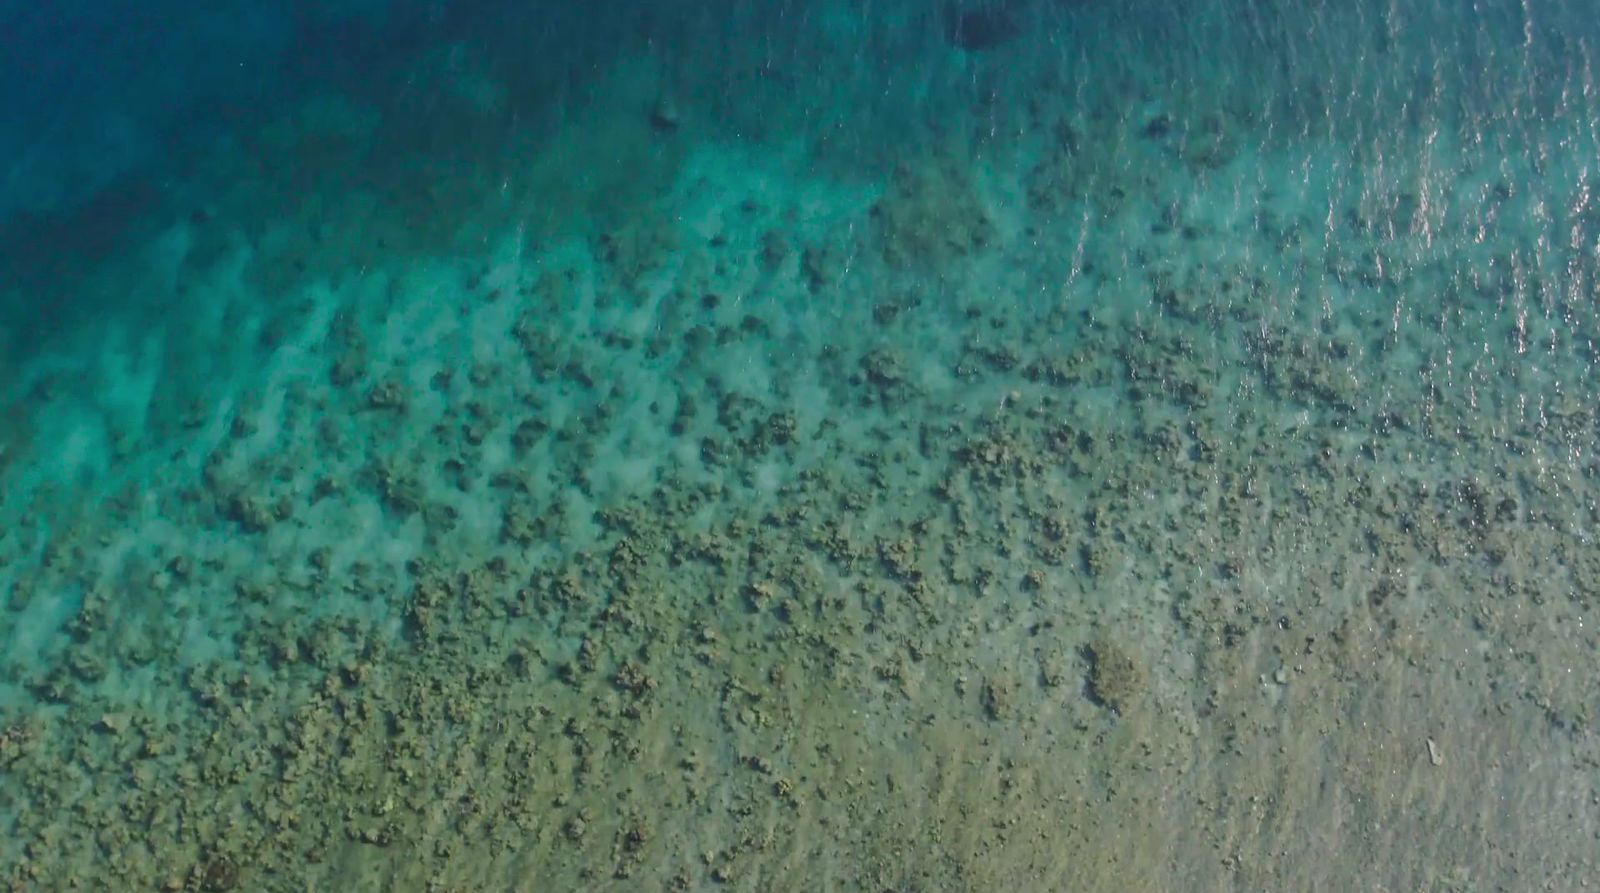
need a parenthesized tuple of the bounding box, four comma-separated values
(4, 1, 1600, 890)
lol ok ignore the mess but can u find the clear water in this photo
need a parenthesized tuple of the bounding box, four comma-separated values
(2, 0, 1598, 888)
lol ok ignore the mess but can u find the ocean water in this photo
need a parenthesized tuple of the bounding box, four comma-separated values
(3, 0, 1599, 889)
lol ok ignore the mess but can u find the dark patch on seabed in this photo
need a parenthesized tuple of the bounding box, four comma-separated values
(945, 1, 1024, 50)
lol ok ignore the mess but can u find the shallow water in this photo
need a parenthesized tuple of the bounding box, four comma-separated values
(3, 0, 1599, 889)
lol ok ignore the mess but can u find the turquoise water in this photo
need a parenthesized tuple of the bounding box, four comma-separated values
(3, 1, 1599, 889)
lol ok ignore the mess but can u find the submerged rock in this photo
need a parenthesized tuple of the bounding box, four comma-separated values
(945, 2, 1023, 50)
(1086, 636, 1144, 714)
